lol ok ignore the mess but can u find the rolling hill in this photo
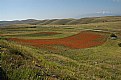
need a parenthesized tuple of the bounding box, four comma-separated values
(1, 16, 121, 80)
(0, 16, 121, 27)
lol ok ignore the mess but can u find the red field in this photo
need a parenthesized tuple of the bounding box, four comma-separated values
(8, 31, 107, 49)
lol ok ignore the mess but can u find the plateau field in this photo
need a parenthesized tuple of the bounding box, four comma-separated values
(0, 16, 121, 80)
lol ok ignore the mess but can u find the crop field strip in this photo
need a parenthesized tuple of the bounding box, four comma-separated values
(8, 31, 107, 49)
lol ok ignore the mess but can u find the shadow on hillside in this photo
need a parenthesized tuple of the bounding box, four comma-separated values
(0, 67, 8, 80)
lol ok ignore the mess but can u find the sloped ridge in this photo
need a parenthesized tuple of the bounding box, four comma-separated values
(41, 19, 58, 25)
(49, 19, 74, 25)
(1, 16, 121, 26)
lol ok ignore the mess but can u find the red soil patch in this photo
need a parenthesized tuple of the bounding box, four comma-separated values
(8, 31, 107, 49)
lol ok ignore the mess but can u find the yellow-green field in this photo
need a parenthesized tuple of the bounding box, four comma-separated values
(0, 16, 121, 80)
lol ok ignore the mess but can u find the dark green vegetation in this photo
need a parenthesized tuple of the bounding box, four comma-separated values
(118, 43, 121, 47)
(0, 16, 121, 80)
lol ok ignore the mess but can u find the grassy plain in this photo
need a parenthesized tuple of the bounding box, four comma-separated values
(0, 16, 121, 80)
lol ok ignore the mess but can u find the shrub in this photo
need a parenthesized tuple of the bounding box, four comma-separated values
(110, 33, 118, 40)
(0, 36, 7, 40)
(118, 43, 121, 47)
(110, 33, 117, 37)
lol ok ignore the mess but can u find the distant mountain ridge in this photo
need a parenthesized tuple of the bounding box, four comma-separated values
(1, 16, 121, 26)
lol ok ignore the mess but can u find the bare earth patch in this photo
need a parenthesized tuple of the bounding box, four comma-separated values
(8, 31, 107, 49)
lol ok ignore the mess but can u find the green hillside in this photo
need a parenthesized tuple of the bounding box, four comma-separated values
(0, 16, 121, 80)
(29, 16, 121, 25)
(1, 16, 121, 26)
(48, 19, 74, 25)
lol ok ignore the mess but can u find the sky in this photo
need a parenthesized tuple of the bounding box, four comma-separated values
(0, 0, 121, 21)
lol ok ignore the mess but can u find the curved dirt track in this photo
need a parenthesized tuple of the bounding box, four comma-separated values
(8, 31, 107, 49)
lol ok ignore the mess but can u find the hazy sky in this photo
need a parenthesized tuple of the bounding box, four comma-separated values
(0, 0, 121, 21)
